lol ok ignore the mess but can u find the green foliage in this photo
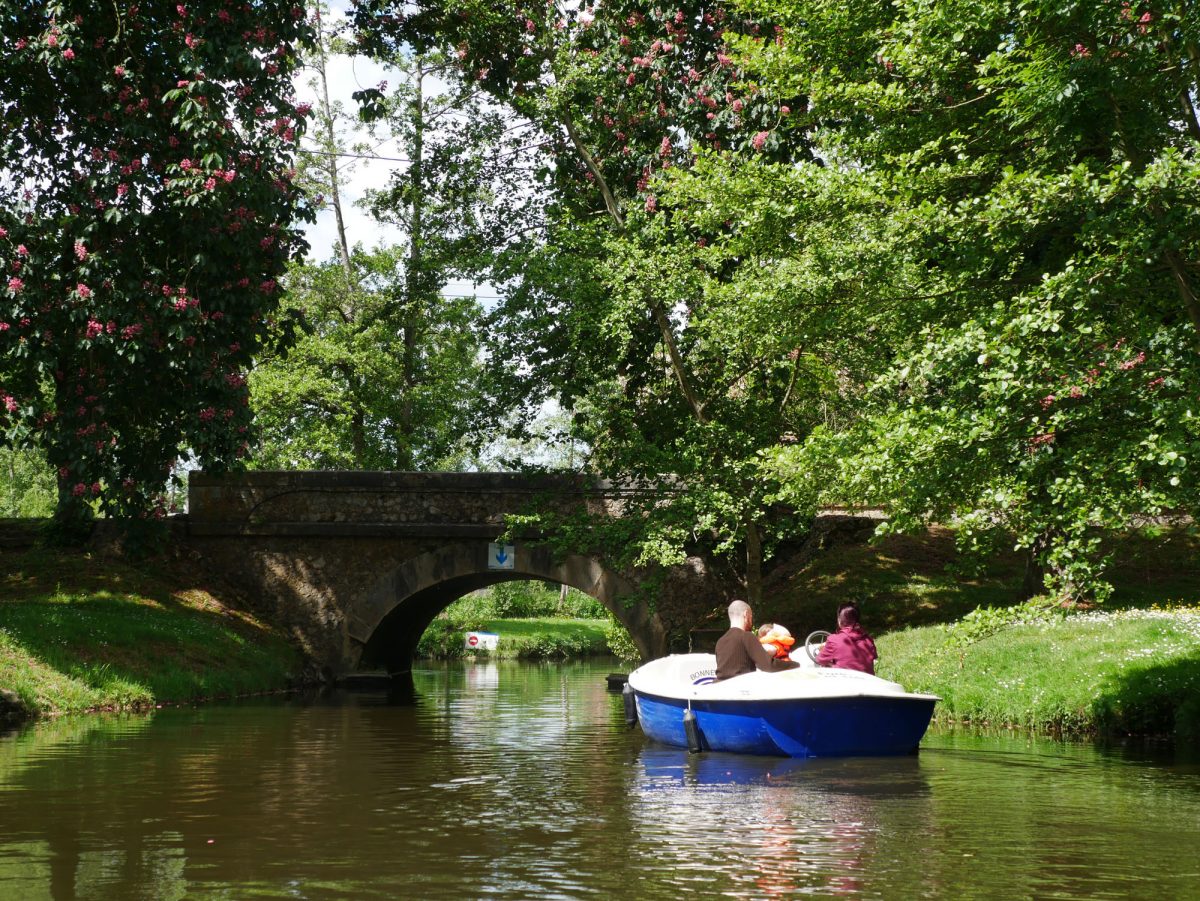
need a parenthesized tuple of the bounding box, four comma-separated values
(251, 247, 487, 469)
(603, 617, 642, 663)
(731, 0, 1200, 601)
(415, 583, 622, 660)
(353, 1, 826, 599)
(0, 446, 55, 518)
(490, 581, 607, 619)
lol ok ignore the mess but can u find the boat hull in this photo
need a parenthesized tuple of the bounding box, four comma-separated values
(634, 691, 937, 758)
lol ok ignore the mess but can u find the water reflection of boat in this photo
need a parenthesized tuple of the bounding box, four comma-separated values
(628, 653, 938, 758)
(638, 746, 812, 786)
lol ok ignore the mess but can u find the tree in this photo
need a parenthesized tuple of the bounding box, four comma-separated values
(736, 0, 1200, 600)
(353, 0, 836, 600)
(251, 246, 487, 469)
(251, 33, 510, 470)
(0, 0, 313, 535)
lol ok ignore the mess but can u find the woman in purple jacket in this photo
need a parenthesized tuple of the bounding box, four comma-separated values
(815, 602, 878, 674)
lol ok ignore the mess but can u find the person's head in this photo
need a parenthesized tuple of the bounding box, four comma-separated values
(837, 602, 861, 629)
(728, 599, 752, 630)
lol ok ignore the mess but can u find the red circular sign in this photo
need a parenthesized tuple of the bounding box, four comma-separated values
(468, 634, 479, 646)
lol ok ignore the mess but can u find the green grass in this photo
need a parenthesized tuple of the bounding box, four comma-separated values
(420, 616, 612, 661)
(477, 617, 610, 659)
(878, 606, 1200, 739)
(0, 547, 304, 718)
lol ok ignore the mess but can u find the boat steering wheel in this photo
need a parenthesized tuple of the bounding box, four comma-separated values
(804, 630, 830, 663)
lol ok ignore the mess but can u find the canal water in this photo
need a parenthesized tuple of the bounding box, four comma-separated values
(1, 659, 1198, 900)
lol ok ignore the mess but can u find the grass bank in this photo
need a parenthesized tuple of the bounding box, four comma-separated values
(877, 606, 1200, 740)
(754, 524, 1200, 739)
(0, 545, 306, 722)
(419, 615, 617, 661)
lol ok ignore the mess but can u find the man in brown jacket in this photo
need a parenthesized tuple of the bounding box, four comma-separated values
(714, 600, 799, 681)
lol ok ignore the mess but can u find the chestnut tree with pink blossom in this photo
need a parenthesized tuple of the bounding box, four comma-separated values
(0, 0, 314, 537)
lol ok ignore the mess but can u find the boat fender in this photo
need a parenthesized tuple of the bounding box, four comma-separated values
(622, 682, 638, 726)
(683, 708, 702, 754)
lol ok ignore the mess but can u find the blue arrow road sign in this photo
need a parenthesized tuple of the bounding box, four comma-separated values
(487, 542, 516, 570)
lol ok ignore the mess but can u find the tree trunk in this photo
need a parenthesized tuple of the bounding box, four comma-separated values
(396, 62, 426, 471)
(313, 6, 355, 292)
(745, 519, 763, 605)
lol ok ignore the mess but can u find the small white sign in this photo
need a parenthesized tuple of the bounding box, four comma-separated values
(465, 631, 500, 650)
(487, 542, 515, 570)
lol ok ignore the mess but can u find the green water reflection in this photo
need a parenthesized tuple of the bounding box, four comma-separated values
(1, 660, 1198, 899)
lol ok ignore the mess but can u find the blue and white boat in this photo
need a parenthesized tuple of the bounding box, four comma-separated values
(627, 651, 938, 758)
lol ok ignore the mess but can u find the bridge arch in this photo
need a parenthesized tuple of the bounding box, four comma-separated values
(347, 542, 667, 674)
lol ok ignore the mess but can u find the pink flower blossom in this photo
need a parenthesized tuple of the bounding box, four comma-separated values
(16, 244, 28, 257)
(752, 130, 769, 151)
(199, 406, 216, 422)
(204, 177, 217, 190)
(114, 65, 125, 77)
(74, 241, 88, 260)
(15, 38, 26, 50)
(0, 226, 6, 238)
(1040, 394, 1055, 409)
(7, 277, 24, 293)
(72, 483, 86, 497)
(77, 284, 93, 298)
(1118, 351, 1146, 371)
(86, 320, 103, 338)
(780, 105, 791, 116)
(3, 396, 17, 413)
(63, 48, 74, 60)
(644, 195, 657, 212)
(47, 34, 58, 48)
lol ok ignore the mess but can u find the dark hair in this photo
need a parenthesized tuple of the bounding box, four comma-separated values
(836, 602, 861, 629)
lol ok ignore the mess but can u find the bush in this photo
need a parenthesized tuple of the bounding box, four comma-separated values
(488, 581, 605, 618)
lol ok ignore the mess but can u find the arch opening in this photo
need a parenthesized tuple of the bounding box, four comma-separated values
(348, 544, 667, 675)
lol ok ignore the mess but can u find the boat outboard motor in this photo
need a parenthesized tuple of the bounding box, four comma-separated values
(683, 708, 702, 754)
(622, 682, 638, 726)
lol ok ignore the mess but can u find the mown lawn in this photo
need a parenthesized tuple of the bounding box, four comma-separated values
(0, 547, 303, 718)
(878, 607, 1200, 739)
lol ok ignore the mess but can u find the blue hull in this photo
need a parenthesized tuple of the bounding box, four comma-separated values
(634, 692, 936, 758)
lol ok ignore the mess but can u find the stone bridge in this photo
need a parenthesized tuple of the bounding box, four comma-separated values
(183, 471, 725, 678)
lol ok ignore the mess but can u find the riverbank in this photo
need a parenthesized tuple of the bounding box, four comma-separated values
(0, 545, 307, 723)
(720, 523, 1200, 740)
(418, 615, 615, 661)
(4, 523, 1197, 740)
(878, 606, 1200, 740)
